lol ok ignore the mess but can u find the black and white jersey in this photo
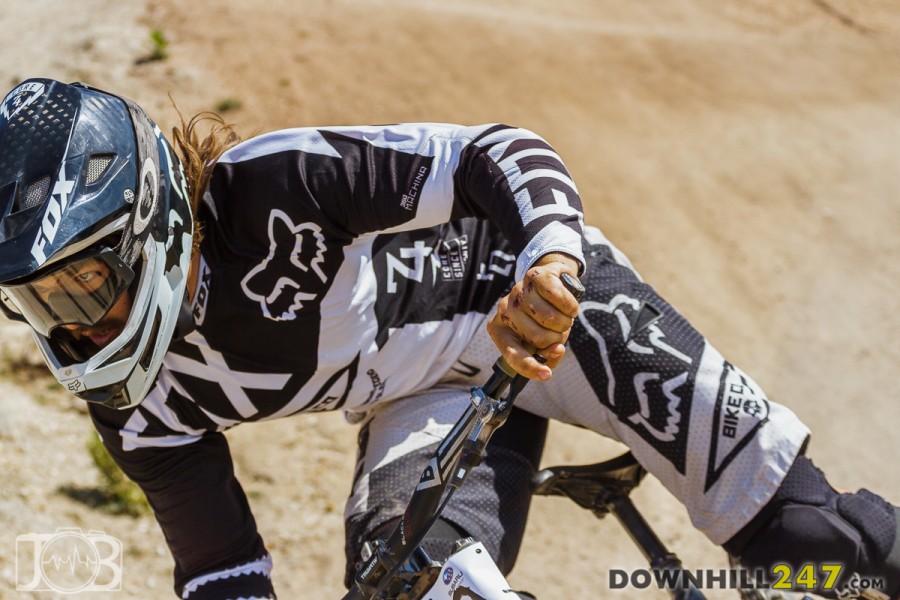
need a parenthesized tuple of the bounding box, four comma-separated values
(85, 123, 818, 598)
(93, 123, 585, 450)
(87, 123, 585, 595)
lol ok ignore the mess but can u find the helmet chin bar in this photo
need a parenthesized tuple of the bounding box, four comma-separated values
(35, 223, 192, 409)
(48, 328, 99, 365)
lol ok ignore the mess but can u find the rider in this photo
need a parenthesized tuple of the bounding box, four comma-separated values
(0, 78, 897, 600)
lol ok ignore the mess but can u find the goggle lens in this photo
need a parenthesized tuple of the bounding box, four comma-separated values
(0, 248, 135, 337)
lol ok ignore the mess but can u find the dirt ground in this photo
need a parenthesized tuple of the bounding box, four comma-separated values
(1, 1, 900, 598)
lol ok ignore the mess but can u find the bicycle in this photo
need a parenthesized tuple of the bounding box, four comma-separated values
(341, 274, 775, 600)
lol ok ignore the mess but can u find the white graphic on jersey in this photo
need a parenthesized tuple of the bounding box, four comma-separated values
(182, 555, 274, 597)
(120, 409, 203, 451)
(476, 250, 515, 281)
(166, 333, 291, 418)
(578, 295, 691, 440)
(1, 81, 45, 120)
(120, 373, 207, 451)
(401, 165, 429, 211)
(241, 209, 328, 321)
(191, 255, 211, 326)
(514, 184, 583, 227)
(302, 358, 356, 412)
(478, 129, 584, 228)
(436, 235, 468, 281)
(31, 160, 76, 264)
(385, 239, 437, 293)
(266, 354, 360, 418)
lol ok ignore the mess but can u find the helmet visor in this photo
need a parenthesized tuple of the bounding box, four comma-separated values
(0, 248, 135, 338)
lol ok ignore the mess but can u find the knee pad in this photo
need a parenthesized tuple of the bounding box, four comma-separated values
(725, 455, 900, 598)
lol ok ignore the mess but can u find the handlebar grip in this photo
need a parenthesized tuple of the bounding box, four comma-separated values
(560, 272, 585, 301)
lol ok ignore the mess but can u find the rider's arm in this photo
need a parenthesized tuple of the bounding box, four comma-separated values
(88, 404, 275, 599)
(449, 124, 587, 280)
(211, 123, 587, 279)
(210, 122, 588, 379)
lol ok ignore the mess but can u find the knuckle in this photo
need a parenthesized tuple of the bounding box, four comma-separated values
(538, 282, 563, 305)
(544, 311, 570, 332)
(531, 329, 560, 349)
(547, 315, 571, 336)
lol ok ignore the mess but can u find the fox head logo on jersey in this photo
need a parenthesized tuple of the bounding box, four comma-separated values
(241, 209, 328, 321)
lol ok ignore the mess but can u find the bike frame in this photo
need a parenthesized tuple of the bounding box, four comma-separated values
(533, 453, 707, 600)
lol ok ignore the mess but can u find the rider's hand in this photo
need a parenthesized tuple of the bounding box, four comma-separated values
(487, 252, 581, 380)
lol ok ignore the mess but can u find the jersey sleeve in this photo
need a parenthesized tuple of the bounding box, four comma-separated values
(213, 123, 586, 281)
(88, 404, 275, 598)
(449, 124, 586, 280)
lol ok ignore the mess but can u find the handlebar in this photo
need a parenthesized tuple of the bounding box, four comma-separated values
(343, 273, 583, 600)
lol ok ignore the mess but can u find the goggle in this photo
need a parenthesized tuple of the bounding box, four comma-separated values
(0, 247, 135, 337)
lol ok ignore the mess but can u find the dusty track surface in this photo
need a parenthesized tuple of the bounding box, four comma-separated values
(1, 1, 899, 597)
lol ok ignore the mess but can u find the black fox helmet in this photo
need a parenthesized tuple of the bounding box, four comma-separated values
(0, 78, 193, 409)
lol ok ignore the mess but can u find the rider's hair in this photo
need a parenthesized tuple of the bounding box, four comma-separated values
(170, 108, 242, 254)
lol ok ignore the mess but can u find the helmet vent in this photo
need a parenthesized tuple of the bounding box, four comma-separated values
(22, 176, 51, 210)
(86, 154, 114, 185)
